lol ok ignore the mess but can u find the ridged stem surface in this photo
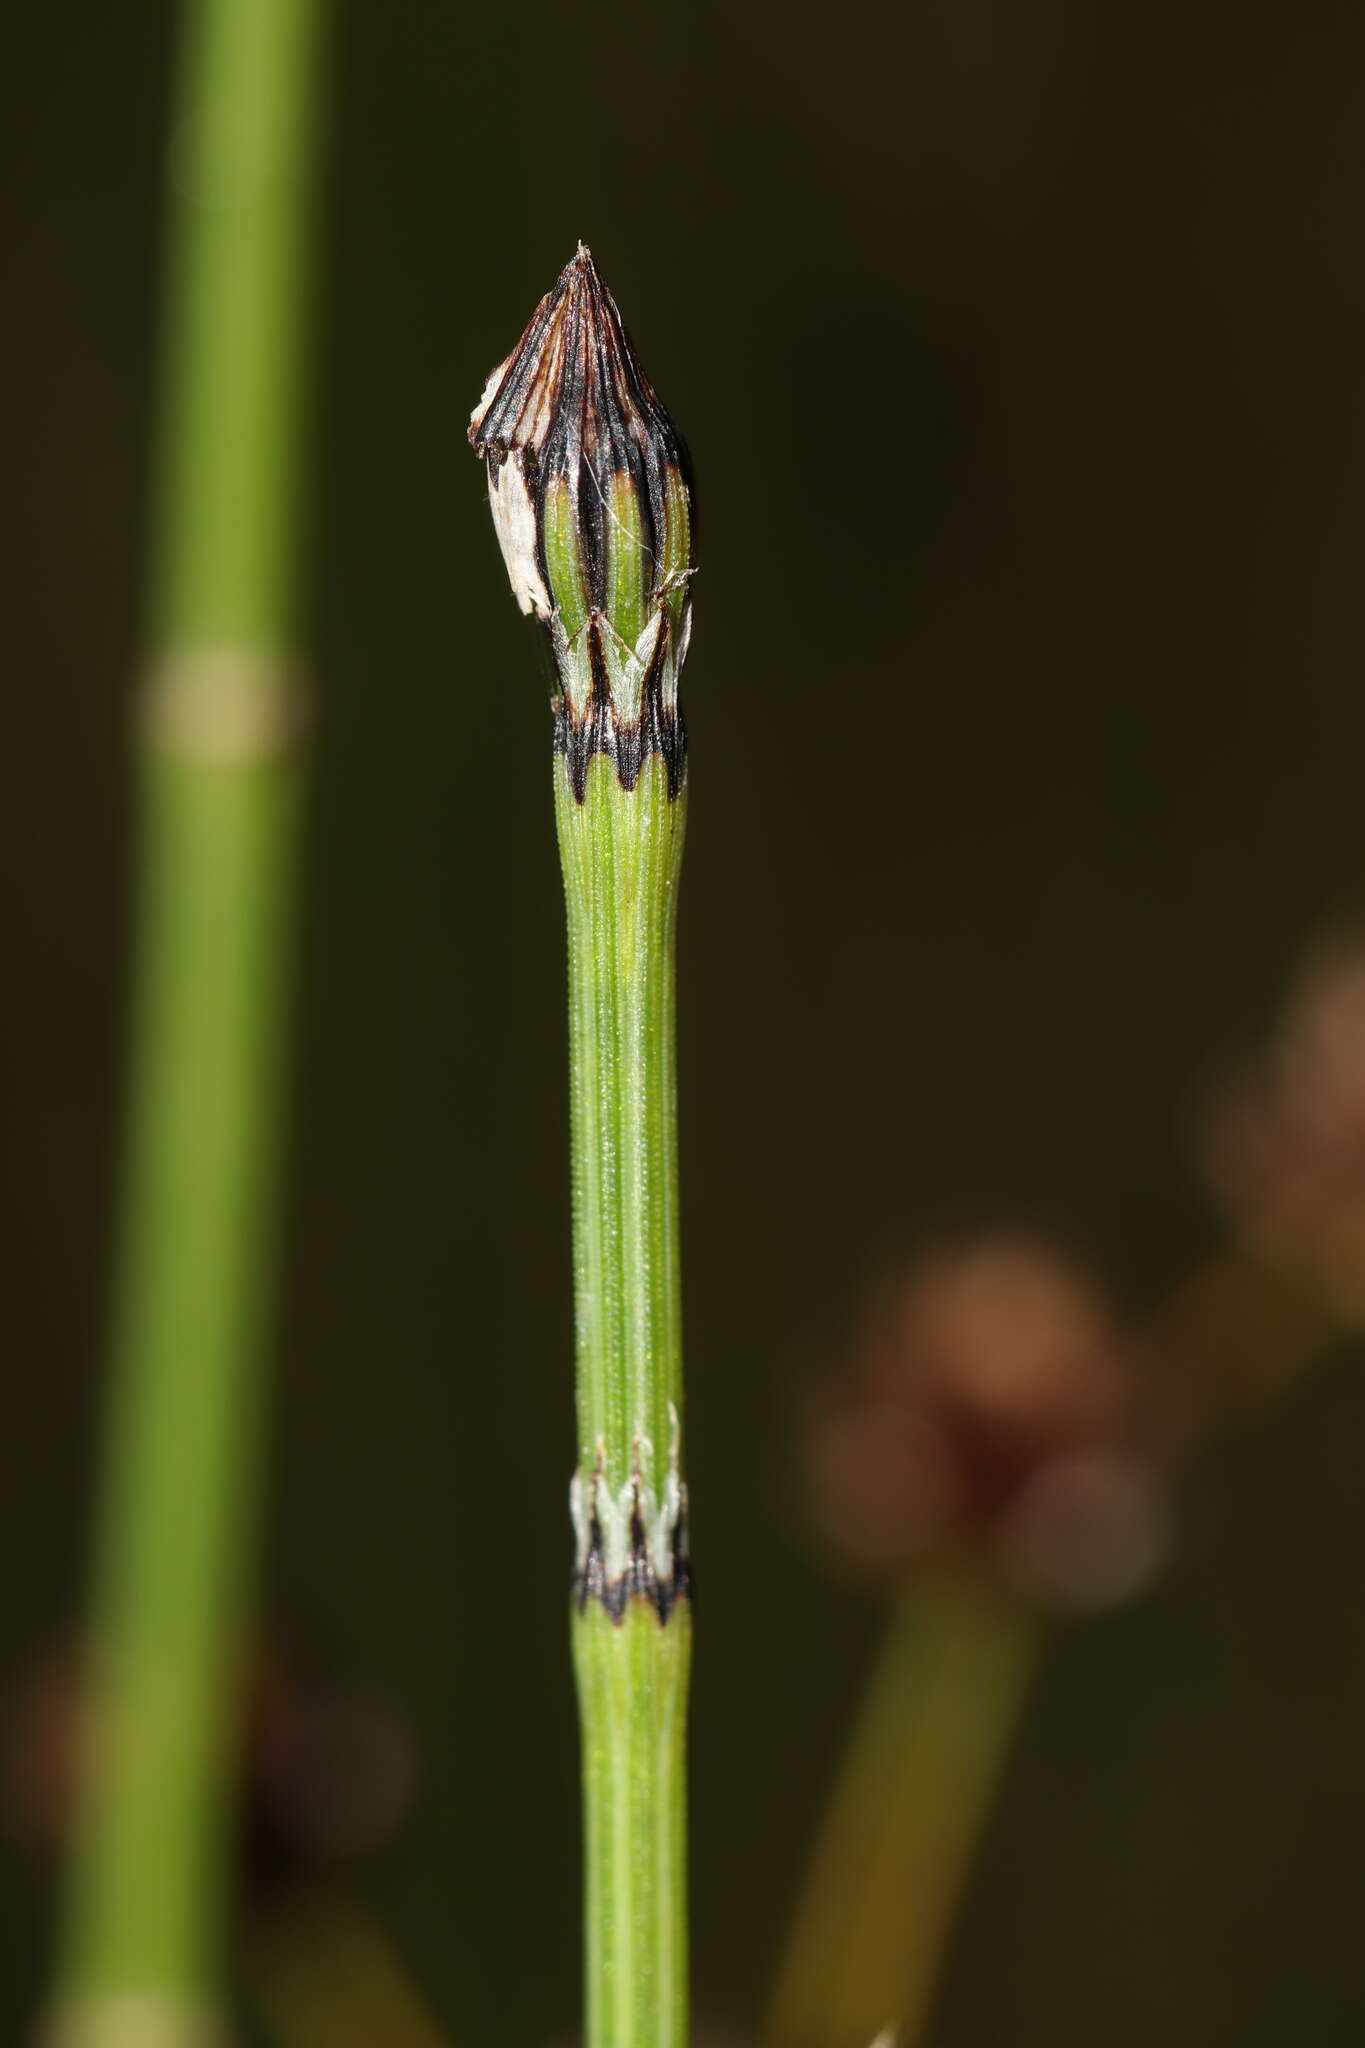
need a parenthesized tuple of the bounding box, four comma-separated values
(556, 750, 691, 2048)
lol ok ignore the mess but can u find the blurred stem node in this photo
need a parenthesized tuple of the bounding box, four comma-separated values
(51, 0, 322, 2039)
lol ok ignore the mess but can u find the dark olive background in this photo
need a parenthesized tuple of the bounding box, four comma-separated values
(6, 0, 1365, 2039)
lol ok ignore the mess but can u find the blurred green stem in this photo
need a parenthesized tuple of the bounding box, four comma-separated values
(52, 0, 321, 2039)
(557, 752, 691, 2048)
(767, 1578, 1040, 2048)
(246, 1893, 453, 2048)
(764, 1240, 1336, 2048)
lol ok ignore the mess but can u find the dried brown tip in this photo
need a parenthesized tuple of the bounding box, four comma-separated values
(468, 244, 692, 627)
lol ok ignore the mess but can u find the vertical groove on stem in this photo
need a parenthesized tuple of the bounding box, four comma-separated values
(559, 754, 690, 2048)
(562, 755, 687, 1480)
(51, 0, 322, 2040)
(467, 245, 696, 2048)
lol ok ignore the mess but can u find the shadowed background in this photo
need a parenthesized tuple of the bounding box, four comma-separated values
(5, 0, 1365, 2039)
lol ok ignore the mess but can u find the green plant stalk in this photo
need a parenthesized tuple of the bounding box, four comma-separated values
(468, 241, 694, 2048)
(246, 1891, 454, 2048)
(572, 1603, 690, 2048)
(767, 1578, 1040, 2048)
(53, 0, 320, 2037)
(59, 762, 299, 2037)
(558, 751, 691, 2048)
(765, 1236, 1337, 2048)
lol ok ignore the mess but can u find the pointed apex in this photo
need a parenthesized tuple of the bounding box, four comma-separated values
(468, 249, 692, 627)
(469, 248, 683, 476)
(468, 253, 696, 800)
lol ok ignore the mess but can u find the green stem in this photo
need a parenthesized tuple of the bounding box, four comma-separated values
(556, 751, 691, 2048)
(52, 0, 320, 2039)
(767, 1579, 1040, 2048)
(246, 1892, 454, 2048)
(572, 1603, 690, 2048)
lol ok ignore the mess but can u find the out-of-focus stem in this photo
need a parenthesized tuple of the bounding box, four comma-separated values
(50, 0, 321, 2040)
(246, 1894, 453, 2048)
(766, 1580, 1040, 2048)
(1144, 1247, 1334, 1432)
(768, 1238, 1337, 2048)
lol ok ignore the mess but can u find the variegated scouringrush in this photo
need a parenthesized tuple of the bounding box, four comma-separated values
(470, 246, 699, 2048)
